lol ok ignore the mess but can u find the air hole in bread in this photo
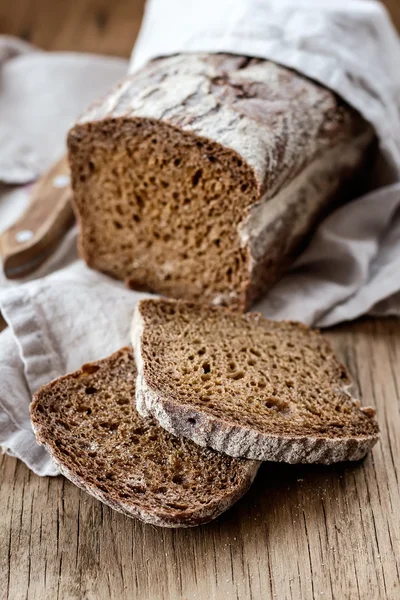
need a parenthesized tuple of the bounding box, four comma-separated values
(172, 475, 184, 485)
(82, 364, 100, 375)
(250, 348, 261, 357)
(265, 399, 276, 409)
(100, 422, 118, 431)
(85, 387, 97, 395)
(77, 405, 92, 414)
(192, 169, 203, 187)
(117, 398, 129, 405)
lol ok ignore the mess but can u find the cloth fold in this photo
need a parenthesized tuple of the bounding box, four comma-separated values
(0, 264, 149, 475)
(0, 327, 56, 475)
(1, 0, 400, 475)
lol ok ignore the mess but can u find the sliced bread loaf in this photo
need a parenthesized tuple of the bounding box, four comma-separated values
(132, 299, 379, 464)
(68, 53, 373, 311)
(30, 347, 259, 527)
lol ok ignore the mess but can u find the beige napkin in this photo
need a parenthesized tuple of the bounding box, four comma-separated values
(1, 0, 400, 475)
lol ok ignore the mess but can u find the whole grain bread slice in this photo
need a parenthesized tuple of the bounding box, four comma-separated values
(30, 348, 259, 528)
(132, 299, 379, 464)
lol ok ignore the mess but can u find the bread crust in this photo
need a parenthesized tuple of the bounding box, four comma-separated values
(132, 299, 380, 464)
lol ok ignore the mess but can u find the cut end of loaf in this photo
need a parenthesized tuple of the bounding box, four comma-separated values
(30, 347, 259, 527)
(68, 117, 258, 311)
(68, 53, 372, 312)
(132, 299, 380, 464)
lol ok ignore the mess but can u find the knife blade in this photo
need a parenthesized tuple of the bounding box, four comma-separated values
(0, 156, 75, 279)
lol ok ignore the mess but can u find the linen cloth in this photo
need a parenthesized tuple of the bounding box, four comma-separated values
(1, 0, 400, 475)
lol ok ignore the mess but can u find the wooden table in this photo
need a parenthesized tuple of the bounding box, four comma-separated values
(1, 2, 400, 599)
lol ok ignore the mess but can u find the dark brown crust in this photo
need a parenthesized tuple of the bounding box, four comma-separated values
(30, 348, 259, 528)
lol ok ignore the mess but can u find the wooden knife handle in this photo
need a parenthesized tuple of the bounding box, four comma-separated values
(0, 156, 75, 279)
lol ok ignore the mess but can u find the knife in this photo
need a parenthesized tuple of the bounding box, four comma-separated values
(0, 156, 75, 279)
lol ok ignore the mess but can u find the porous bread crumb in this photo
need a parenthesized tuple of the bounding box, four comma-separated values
(30, 348, 259, 527)
(132, 299, 380, 463)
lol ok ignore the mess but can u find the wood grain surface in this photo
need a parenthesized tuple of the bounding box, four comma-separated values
(0, 0, 144, 58)
(1, 319, 399, 600)
(1, 1, 400, 599)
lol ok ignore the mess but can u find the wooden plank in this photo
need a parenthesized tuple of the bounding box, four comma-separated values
(0, 0, 144, 58)
(1, 319, 399, 600)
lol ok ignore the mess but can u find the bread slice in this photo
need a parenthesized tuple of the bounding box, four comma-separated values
(30, 348, 259, 527)
(132, 299, 379, 464)
(68, 53, 373, 311)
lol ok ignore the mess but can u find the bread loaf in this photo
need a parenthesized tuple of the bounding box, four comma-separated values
(131, 299, 380, 463)
(30, 348, 259, 527)
(68, 53, 374, 311)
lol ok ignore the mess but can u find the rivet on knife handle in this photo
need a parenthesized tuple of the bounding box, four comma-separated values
(0, 156, 75, 279)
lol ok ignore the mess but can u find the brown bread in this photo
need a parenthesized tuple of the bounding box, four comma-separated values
(30, 348, 259, 527)
(68, 53, 373, 311)
(132, 299, 379, 463)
